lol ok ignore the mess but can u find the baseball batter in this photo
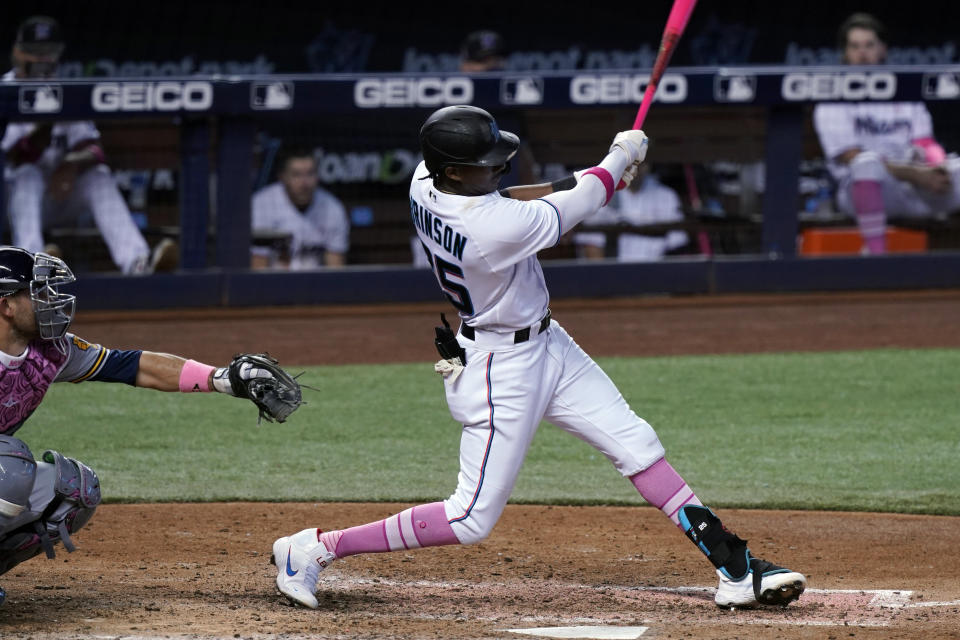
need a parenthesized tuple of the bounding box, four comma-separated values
(2, 16, 166, 274)
(0, 246, 303, 606)
(272, 105, 806, 610)
(813, 12, 960, 254)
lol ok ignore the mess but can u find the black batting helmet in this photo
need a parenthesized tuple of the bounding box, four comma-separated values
(419, 105, 519, 179)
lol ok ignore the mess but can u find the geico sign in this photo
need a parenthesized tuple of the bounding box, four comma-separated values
(92, 81, 214, 112)
(571, 74, 687, 104)
(781, 72, 897, 101)
(354, 77, 473, 108)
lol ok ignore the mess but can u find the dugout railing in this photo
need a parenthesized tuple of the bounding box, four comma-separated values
(2, 66, 960, 309)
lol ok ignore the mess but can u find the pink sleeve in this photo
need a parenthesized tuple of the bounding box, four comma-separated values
(912, 137, 946, 166)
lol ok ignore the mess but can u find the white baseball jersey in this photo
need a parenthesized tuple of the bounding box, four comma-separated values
(576, 174, 688, 261)
(409, 157, 665, 544)
(409, 161, 553, 330)
(813, 102, 933, 182)
(251, 182, 349, 267)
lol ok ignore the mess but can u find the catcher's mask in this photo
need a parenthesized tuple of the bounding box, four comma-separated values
(0, 246, 76, 352)
(419, 105, 519, 180)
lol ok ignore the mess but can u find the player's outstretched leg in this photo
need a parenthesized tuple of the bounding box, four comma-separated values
(271, 502, 460, 608)
(678, 504, 806, 608)
(629, 458, 805, 608)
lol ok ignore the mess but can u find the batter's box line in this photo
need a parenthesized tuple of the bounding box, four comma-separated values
(319, 574, 959, 610)
(635, 585, 916, 608)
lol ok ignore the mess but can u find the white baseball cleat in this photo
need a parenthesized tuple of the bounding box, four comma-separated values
(715, 556, 806, 608)
(271, 528, 336, 609)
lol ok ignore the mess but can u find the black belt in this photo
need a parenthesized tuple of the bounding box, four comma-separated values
(461, 310, 551, 344)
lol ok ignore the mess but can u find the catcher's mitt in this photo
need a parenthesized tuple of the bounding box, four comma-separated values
(227, 353, 303, 423)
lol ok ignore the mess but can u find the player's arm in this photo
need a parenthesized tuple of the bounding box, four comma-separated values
(53, 336, 218, 392)
(60, 138, 106, 171)
(3, 122, 52, 166)
(501, 160, 645, 203)
(884, 162, 952, 194)
(833, 148, 863, 165)
(541, 131, 648, 231)
(47, 137, 106, 200)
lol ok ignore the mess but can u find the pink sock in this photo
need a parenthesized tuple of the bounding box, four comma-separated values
(630, 458, 703, 529)
(319, 502, 460, 558)
(851, 180, 887, 254)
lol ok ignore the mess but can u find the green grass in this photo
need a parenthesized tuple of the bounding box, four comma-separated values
(21, 349, 960, 515)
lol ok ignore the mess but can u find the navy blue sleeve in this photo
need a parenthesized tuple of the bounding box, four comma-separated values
(88, 349, 143, 385)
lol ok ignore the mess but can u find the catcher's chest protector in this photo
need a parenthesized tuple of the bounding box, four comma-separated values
(0, 340, 67, 435)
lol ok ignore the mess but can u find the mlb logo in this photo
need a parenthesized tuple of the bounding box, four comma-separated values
(251, 82, 294, 110)
(714, 75, 756, 102)
(921, 73, 960, 100)
(501, 77, 543, 105)
(19, 85, 62, 114)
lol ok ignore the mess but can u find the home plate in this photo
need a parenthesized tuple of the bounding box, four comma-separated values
(506, 626, 648, 639)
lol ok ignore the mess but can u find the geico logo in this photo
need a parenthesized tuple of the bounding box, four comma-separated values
(91, 81, 214, 112)
(781, 72, 897, 101)
(570, 74, 687, 104)
(354, 77, 473, 108)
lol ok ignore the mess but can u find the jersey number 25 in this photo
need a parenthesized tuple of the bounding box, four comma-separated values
(420, 242, 474, 315)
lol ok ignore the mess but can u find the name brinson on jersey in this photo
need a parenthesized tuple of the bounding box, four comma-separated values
(409, 196, 467, 261)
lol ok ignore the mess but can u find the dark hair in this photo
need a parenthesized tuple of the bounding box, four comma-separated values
(837, 12, 887, 50)
(276, 147, 316, 173)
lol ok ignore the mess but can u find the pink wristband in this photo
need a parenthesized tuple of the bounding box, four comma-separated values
(179, 359, 215, 392)
(913, 137, 946, 166)
(582, 167, 615, 206)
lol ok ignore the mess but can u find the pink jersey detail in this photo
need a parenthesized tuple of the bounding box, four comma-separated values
(0, 340, 67, 435)
(178, 359, 214, 392)
(912, 137, 947, 166)
(583, 167, 615, 206)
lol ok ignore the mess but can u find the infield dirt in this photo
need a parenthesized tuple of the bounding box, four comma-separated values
(2, 290, 958, 639)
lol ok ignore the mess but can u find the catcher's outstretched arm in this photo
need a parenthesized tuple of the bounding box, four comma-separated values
(135, 351, 193, 391)
(131, 351, 303, 423)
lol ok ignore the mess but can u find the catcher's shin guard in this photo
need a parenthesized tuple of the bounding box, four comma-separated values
(0, 450, 101, 577)
(678, 505, 748, 580)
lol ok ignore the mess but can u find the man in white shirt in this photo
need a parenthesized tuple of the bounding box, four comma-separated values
(575, 164, 689, 261)
(813, 13, 960, 254)
(250, 149, 349, 269)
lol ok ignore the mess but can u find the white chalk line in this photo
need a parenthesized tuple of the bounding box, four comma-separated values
(319, 574, 958, 610)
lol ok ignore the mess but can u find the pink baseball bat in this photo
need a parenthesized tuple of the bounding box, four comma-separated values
(633, 0, 698, 129)
(616, 0, 697, 190)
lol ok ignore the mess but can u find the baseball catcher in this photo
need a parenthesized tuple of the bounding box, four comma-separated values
(0, 246, 303, 606)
